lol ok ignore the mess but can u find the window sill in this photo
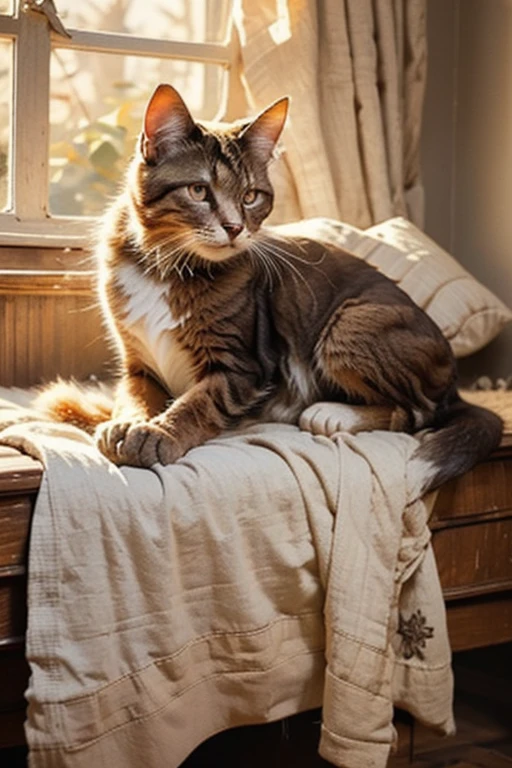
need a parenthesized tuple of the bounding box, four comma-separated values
(0, 270, 94, 296)
(0, 215, 95, 249)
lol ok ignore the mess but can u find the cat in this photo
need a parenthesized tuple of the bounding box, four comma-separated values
(37, 83, 503, 494)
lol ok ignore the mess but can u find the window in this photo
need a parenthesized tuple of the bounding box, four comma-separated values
(0, 0, 235, 247)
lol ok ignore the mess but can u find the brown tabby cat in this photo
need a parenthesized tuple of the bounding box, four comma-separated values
(40, 84, 503, 494)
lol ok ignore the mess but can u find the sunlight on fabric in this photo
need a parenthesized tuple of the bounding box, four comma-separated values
(269, 0, 291, 45)
(0, 38, 12, 212)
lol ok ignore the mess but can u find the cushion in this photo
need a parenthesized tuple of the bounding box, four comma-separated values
(275, 216, 512, 358)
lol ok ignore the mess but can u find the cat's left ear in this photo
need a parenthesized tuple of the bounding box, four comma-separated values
(140, 84, 196, 163)
(239, 97, 289, 164)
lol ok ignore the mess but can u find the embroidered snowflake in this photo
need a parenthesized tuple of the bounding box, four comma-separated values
(397, 609, 434, 660)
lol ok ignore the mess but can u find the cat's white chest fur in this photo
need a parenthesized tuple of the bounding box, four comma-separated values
(116, 264, 196, 397)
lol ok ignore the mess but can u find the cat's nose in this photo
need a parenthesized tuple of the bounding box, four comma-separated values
(222, 223, 243, 242)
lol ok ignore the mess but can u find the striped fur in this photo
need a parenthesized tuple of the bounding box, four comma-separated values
(38, 84, 503, 492)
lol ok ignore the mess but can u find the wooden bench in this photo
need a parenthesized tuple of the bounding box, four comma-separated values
(1, 436, 511, 749)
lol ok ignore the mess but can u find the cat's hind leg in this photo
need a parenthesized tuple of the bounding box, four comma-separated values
(312, 300, 452, 434)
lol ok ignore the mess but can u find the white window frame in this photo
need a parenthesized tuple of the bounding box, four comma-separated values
(0, 1, 236, 248)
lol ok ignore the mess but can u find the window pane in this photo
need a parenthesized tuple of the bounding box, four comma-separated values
(57, 0, 232, 43)
(0, 1, 13, 15)
(0, 39, 12, 212)
(49, 50, 227, 217)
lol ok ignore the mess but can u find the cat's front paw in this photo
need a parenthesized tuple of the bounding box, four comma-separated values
(95, 419, 180, 467)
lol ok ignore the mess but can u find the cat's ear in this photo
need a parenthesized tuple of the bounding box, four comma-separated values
(140, 84, 196, 163)
(240, 97, 289, 164)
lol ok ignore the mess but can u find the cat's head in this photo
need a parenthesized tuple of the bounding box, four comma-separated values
(127, 83, 288, 266)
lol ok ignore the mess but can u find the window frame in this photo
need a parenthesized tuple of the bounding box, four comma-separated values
(0, 1, 236, 248)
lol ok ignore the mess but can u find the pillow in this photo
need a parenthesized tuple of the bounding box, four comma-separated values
(274, 216, 512, 357)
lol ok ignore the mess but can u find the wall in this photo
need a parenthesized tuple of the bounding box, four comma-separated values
(422, 0, 512, 384)
(0, 247, 111, 387)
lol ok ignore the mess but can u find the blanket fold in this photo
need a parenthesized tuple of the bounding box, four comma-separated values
(0, 396, 454, 768)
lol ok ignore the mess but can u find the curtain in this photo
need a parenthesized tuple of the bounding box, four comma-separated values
(233, 0, 427, 228)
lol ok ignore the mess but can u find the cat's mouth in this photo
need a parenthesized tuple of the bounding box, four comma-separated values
(192, 238, 249, 263)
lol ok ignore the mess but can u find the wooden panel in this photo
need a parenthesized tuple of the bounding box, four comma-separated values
(0, 246, 92, 271)
(0, 448, 42, 495)
(0, 497, 32, 568)
(446, 593, 512, 651)
(432, 454, 512, 525)
(0, 577, 27, 644)
(434, 518, 512, 599)
(0, 245, 112, 388)
(0, 289, 111, 387)
(0, 270, 94, 296)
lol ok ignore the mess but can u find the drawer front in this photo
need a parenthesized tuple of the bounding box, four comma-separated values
(433, 518, 512, 599)
(0, 496, 32, 568)
(0, 577, 27, 644)
(446, 592, 512, 651)
(432, 456, 512, 523)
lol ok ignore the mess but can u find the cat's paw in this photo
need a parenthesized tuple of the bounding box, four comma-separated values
(95, 419, 180, 467)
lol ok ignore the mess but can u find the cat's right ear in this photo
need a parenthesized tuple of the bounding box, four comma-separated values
(140, 84, 195, 164)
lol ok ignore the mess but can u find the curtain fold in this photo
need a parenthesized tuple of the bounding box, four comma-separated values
(234, 0, 427, 228)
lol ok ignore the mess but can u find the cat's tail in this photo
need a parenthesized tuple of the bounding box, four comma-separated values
(413, 396, 503, 496)
(34, 378, 114, 435)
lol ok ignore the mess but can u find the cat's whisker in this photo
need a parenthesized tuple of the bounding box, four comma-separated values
(249, 242, 282, 290)
(248, 245, 274, 290)
(259, 232, 332, 271)
(259, 235, 324, 266)
(144, 231, 201, 279)
(262, 229, 310, 257)
(258, 235, 338, 292)
(254, 241, 317, 305)
(258, 242, 293, 285)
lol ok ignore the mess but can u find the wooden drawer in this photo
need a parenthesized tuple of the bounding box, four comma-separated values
(0, 447, 41, 648)
(0, 447, 42, 748)
(432, 518, 512, 600)
(431, 442, 512, 606)
(432, 447, 512, 525)
(0, 577, 27, 645)
(444, 591, 512, 652)
(0, 495, 33, 568)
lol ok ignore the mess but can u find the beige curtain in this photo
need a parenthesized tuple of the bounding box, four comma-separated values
(233, 0, 427, 228)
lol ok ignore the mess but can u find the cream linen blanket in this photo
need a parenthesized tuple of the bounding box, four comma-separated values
(0, 396, 454, 768)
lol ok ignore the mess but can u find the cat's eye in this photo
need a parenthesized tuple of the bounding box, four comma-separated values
(188, 184, 208, 202)
(243, 189, 260, 206)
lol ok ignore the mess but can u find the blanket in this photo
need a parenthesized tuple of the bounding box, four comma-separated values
(0, 396, 454, 768)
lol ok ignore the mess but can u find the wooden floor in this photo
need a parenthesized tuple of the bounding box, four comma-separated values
(2, 643, 511, 767)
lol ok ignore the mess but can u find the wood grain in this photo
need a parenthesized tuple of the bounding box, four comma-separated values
(445, 593, 512, 651)
(0, 577, 26, 645)
(0, 449, 42, 494)
(433, 519, 512, 598)
(0, 497, 32, 568)
(432, 452, 512, 525)
(0, 284, 112, 388)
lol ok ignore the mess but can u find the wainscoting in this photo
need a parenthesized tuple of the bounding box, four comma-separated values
(0, 246, 111, 387)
